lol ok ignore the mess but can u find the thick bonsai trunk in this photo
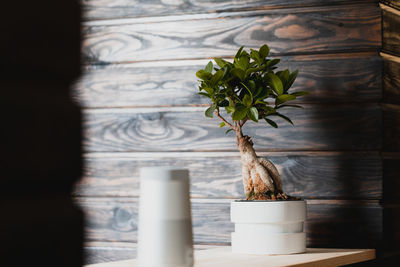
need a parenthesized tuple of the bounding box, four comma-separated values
(236, 131, 288, 200)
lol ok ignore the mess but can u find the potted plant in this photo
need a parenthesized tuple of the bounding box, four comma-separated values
(196, 44, 309, 254)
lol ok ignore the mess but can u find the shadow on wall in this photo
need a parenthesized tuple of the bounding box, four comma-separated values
(304, 102, 383, 249)
(0, 1, 84, 266)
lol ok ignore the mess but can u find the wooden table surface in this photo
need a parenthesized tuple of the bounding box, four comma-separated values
(85, 247, 376, 267)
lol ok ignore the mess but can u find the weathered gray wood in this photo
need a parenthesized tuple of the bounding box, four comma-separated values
(83, 105, 382, 152)
(76, 197, 383, 248)
(84, 242, 136, 265)
(382, 5, 400, 57)
(74, 151, 382, 199)
(82, 4, 381, 64)
(82, 0, 377, 21)
(382, 53, 400, 105)
(75, 52, 382, 108)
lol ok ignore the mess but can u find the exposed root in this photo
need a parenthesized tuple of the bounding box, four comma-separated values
(258, 157, 282, 192)
(238, 134, 298, 201)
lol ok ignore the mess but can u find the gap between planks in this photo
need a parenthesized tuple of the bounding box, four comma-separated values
(82, 50, 380, 68)
(74, 197, 381, 206)
(83, 151, 381, 159)
(82, 103, 381, 113)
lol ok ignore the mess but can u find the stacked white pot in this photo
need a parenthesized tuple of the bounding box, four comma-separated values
(231, 200, 307, 254)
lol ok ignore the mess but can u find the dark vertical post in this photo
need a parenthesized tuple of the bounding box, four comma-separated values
(0, 1, 83, 266)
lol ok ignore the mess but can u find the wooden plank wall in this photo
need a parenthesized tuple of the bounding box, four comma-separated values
(74, 0, 390, 264)
(381, 1, 400, 262)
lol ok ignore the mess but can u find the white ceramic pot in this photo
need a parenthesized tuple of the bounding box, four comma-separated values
(231, 200, 306, 255)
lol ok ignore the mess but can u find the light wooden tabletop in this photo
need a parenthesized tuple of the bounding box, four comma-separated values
(85, 247, 375, 267)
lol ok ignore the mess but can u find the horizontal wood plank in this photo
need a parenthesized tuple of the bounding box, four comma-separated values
(384, 154, 400, 200)
(381, 1, 400, 11)
(83, 105, 382, 152)
(82, 4, 381, 64)
(74, 152, 382, 199)
(383, 204, 400, 250)
(382, 53, 400, 104)
(82, 0, 377, 21)
(75, 52, 382, 108)
(382, 4, 400, 57)
(76, 198, 383, 248)
(383, 104, 400, 152)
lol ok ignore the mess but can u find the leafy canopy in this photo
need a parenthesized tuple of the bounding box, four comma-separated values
(196, 44, 308, 131)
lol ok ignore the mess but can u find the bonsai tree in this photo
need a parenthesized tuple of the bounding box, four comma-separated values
(196, 44, 308, 200)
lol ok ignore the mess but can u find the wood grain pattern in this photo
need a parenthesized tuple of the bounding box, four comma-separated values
(75, 52, 382, 108)
(76, 198, 383, 248)
(75, 151, 382, 199)
(381, 0, 400, 11)
(383, 54, 400, 104)
(82, 4, 381, 64)
(82, 0, 377, 21)
(383, 104, 400, 152)
(83, 105, 382, 152)
(84, 242, 218, 265)
(382, 5, 400, 56)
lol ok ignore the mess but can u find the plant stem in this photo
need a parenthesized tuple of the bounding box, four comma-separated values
(215, 109, 235, 129)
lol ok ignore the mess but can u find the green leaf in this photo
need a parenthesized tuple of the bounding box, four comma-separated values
(205, 105, 216, 118)
(226, 128, 234, 134)
(228, 98, 234, 107)
(196, 70, 212, 80)
(259, 44, 270, 58)
(211, 69, 224, 86)
(265, 58, 280, 69)
(219, 122, 226, 128)
(248, 80, 256, 91)
(266, 73, 284, 95)
(232, 106, 248, 121)
(277, 69, 289, 89)
(214, 58, 228, 68)
(198, 92, 210, 98)
(265, 118, 278, 128)
(239, 55, 249, 70)
(286, 70, 298, 90)
(243, 94, 252, 107)
(235, 46, 244, 59)
(270, 113, 293, 125)
(255, 88, 269, 101)
(260, 106, 276, 116)
(291, 91, 309, 97)
(231, 68, 245, 81)
(205, 61, 213, 73)
(275, 94, 296, 105)
(203, 87, 214, 96)
(245, 65, 264, 76)
(248, 107, 259, 122)
(218, 99, 229, 107)
(225, 106, 235, 113)
(250, 49, 260, 63)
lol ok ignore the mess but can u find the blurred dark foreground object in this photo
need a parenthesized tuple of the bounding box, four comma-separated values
(0, 1, 83, 266)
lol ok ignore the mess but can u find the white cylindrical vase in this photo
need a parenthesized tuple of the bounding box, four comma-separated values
(137, 167, 193, 267)
(231, 200, 306, 255)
